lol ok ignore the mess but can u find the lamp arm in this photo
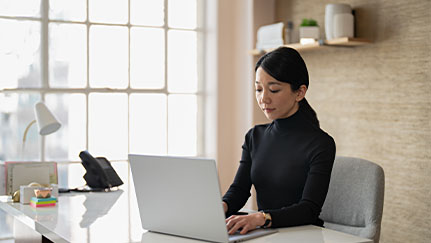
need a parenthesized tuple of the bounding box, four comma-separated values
(23, 119, 36, 145)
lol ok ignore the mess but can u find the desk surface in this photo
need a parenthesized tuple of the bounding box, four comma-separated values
(0, 187, 372, 243)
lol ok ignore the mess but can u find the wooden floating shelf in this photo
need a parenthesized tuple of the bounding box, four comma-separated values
(249, 37, 372, 55)
(325, 37, 372, 46)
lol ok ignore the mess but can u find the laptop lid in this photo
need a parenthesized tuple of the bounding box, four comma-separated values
(129, 154, 277, 243)
(129, 154, 230, 243)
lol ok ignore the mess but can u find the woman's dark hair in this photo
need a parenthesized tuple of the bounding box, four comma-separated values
(255, 47, 319, 127)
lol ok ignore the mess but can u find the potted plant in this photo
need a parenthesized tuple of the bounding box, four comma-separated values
(299, 18, 320, 41)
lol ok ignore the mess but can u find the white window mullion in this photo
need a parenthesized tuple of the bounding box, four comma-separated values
(127, 0, 131, 152)
(127, 2, 132, 237)
(196, 0, 205, 157)
(40, 0, 49, 161)
(164, 0, 169, 154)
(41, 0, 49, 88)
(85, 0, 90, 151)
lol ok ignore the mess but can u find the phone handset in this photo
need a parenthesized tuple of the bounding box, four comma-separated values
(79, 151, 123, 190)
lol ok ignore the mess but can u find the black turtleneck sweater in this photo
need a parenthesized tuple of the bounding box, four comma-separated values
(222, 109, 336, 228)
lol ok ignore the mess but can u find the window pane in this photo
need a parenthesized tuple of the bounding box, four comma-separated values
(49, 0, 86, 21)
(45, 94, 86, 161)
(89, 93, 128, 160)
(89, 0, 128, 24)
(168, 0, 196, 29)
(49, 23, 87, 88)
(90, 26, 128, 88)
(0, 19, 41, 89)
(130, 27, 165, 89)
(0, 0, 40, 17)
(130, 0, 164, 26)
(57, 162, 86, 189)
(167, 30, 197, 93)
(0, 93, 41, 161)
(168, 94, 196, 156)
(130, 94, 167, 155)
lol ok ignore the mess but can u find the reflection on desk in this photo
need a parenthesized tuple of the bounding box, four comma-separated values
(0, 185, 372, 243)
(80, 189, 123, 228)
(0, 188, 144, 242)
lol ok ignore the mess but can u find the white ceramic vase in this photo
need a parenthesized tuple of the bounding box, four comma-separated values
(333, 13, 354, 38)
(325, 3, 352, 40)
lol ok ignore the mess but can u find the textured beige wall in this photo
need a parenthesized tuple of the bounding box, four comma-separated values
(273, 0, 431, 242)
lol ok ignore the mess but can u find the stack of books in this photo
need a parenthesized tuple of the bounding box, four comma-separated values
(30, 197, 57, 208)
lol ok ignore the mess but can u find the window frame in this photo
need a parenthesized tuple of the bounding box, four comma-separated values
(0, 0, 205, 163)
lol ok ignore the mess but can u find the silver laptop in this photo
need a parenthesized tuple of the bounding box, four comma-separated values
(129, 154, 277, 243)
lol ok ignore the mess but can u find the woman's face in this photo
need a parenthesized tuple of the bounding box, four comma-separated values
(255, 67, 305, 120)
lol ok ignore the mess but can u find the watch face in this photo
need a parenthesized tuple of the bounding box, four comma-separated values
(269, 214, 272, 221)
(260, 212, 269, 227)
(262, 212, 272, 228)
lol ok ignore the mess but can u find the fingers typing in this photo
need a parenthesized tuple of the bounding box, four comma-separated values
(226, 215, 256, 235)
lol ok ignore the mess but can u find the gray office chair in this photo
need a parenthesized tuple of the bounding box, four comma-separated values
(321, 156, 385, 243)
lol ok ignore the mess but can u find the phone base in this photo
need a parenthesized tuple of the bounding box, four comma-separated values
(59, 185, 120, 193)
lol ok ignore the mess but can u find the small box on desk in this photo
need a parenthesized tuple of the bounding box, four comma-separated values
(20, 184, 59, 204)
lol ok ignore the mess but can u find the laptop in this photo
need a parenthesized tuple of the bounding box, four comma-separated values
(129, 154, 277, 243)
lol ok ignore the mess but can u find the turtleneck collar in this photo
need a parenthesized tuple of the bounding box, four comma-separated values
(272, 109, 304, 131)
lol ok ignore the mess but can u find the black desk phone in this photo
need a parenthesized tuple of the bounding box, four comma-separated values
(79, 151, 124, 190)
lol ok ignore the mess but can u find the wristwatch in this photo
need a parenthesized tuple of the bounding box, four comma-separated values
(260, 211, 272, 228)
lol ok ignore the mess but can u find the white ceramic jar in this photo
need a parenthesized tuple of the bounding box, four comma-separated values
(325, 3, 352, 40)
(333, 13, 354, 38)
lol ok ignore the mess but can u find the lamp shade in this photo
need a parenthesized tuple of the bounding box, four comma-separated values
(34, 102, 61, 135)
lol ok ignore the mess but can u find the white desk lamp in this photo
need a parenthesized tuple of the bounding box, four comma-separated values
(22, 102, 62, 150)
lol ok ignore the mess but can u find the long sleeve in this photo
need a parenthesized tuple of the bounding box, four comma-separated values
(222, 132, 253, 217)
(265, 139, 336, 227)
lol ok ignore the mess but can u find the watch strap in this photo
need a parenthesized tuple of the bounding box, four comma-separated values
(260, 211, 272, 228)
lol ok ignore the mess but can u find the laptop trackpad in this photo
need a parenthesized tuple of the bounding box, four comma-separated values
(228, 228, 278, 242)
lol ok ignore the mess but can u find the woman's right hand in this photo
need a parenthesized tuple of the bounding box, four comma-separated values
(222, 202, 228, 213)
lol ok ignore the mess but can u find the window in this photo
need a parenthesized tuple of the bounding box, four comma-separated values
(0, 0, 203, 189)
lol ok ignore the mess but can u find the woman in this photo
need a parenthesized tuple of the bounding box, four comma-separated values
(222, 47, 336, 235)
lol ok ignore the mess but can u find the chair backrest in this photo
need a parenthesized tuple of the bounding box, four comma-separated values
(321, 156, 385, 243)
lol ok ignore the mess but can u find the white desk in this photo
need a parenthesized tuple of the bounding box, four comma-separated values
(0, 187, 372, 243)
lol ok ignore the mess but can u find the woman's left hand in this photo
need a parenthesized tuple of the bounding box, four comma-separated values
(225, 213, 265, 235)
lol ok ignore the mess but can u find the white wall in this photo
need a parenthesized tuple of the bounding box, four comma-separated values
(205, 0, 278, 210)
(205, 0, 255, 196)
